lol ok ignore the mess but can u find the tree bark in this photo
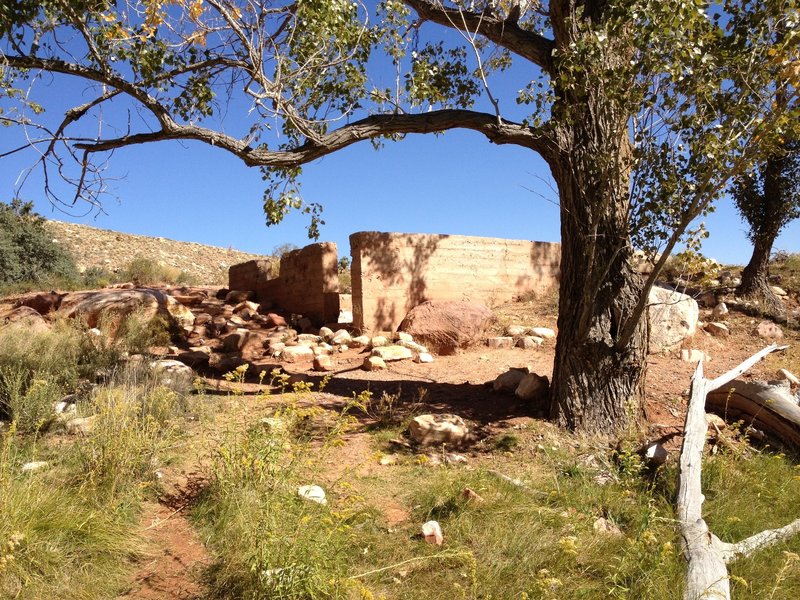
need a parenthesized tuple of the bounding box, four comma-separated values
(548, 170, 648, 433)
(547, 107, 648, 433)
(738, 232, 780, 310)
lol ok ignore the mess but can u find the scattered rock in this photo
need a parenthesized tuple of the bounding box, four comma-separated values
(0, 306, 50, 333)
(281, 345, 315, 363)
(517, 336, 543, 349)
(371, 345, 413, 361)
(265, 313, 287, 328)
(370, 335, 389, 348)
(514, 373, 550, 402)
(409, 414, 469, 446)
(593, 517, 623, 537)
(462, 488, 485, 503)
(706, 413, 726, 431)
(331, 329, 352, 345)
(297, 485, 327, 505)
(486, 336, 513, 349)
(21, 461, 49, 473)
(208, 352, 247, 373)
(493, 369, 527, 393)
(421, 520, 443, 546)
(398, 301, 495, 355)
(350, 335, 370, 347)
(318, 326, 334, 342)
(151, 359, 195, 390)
(704, 322, 729, 338)
(644, 443, 669, 466)
(506, 325, 527, 337)
(415, 352, 434, 363)
(396, 331, 413, 343)
(712, 302, 729, 321)
(528, 326, 556, 340)
(648, 286, 699, 353)
(771, 286, 787, 297)
(225, 290, 255, 304)
(363, 356, 387, 371)
(698, 291, 717, 308)
(313, 355, 335, 372)
(681, 349, 709, 363)
(756, 320, 783, 340)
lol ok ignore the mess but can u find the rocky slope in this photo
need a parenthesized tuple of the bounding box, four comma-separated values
(45, 220, 270, 285)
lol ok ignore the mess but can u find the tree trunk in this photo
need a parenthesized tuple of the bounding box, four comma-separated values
(545, 5, 648, 435)
(738, 232, 780, 310)
(546, 108, 648, 433)
(548, 171, 648, 433)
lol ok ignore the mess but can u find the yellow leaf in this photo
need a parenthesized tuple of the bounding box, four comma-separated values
(100, 12, 117, 23)
(189, 0, 205, 20)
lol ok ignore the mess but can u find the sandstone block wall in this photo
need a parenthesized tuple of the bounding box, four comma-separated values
(228, 243, 339, 324)
(350, 232, 561, 333)
(229, 260, 273, 292)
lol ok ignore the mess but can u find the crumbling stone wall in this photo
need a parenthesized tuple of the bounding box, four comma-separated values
(228, 243, 339, 324)
(350, 232, 561, 333)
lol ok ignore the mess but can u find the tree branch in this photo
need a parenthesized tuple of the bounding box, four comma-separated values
(74, 109, 556, 168)
(404, 0, 555, 72)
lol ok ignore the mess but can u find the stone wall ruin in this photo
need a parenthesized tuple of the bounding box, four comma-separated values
(350, 232, 561, 333)
(229, 242, 340, 325)
(228, 233, 561, 332)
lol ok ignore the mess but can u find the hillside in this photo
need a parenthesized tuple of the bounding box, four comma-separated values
(45, 220, 270, 285)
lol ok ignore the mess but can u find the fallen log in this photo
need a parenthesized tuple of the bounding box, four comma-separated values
(706, 380, 800, 448)
(679, 344, 800, 600)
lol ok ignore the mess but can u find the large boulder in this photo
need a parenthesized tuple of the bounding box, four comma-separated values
(57, 288, 195, 330)
(0, 306, 51, 334)
(398, 301, 495, 355)
(647, 286, 699, 354)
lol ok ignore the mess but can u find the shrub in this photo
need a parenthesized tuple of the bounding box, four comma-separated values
(122, 256, 196, 286)
(0, 367, 61, 433)
(0, 199, 77, 288)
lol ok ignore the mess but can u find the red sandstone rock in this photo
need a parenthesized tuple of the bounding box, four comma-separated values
(17, 292, 63, 315)
(399, 301, 495, 355)
(265, 313, 288, 328)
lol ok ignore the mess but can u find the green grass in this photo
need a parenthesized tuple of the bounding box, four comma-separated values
(0, 322, 199, 599)
(190, 386, 800, 600)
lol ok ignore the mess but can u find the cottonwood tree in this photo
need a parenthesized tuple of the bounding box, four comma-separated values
(1, 1, 798, 433)
(732, 140, 800, 311)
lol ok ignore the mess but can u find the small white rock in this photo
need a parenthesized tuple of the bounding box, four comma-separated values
(415, 352, 434, 363)
(21, 461, 49, 473)
(421, 520, 443, 545)
(528, 326, 556, 340)
(297, 485, 327, 505)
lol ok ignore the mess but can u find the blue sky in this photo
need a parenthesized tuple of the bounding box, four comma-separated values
(5, 121, 798, 266)
(2, 5, 798, 266)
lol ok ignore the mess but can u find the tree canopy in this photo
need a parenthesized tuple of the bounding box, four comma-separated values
(2, 0, 798, 432)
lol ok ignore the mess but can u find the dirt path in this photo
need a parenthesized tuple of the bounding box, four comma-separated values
(117, 472, 211, 600)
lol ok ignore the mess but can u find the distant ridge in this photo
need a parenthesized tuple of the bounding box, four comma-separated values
(45, 220, 270, 285)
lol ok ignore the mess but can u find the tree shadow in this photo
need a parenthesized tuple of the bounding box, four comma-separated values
(350, 232, 442, 332)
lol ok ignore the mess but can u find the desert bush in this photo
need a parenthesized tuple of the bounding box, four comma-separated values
(71, 360, 191, 494)
(0, 367, 61, 433)
(0, 319, 118, 400)
(108, 310, 172, 355)
(0, 200, 78, 291)
(661, 250, 722, 287)
(122, 256, 196, 286)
